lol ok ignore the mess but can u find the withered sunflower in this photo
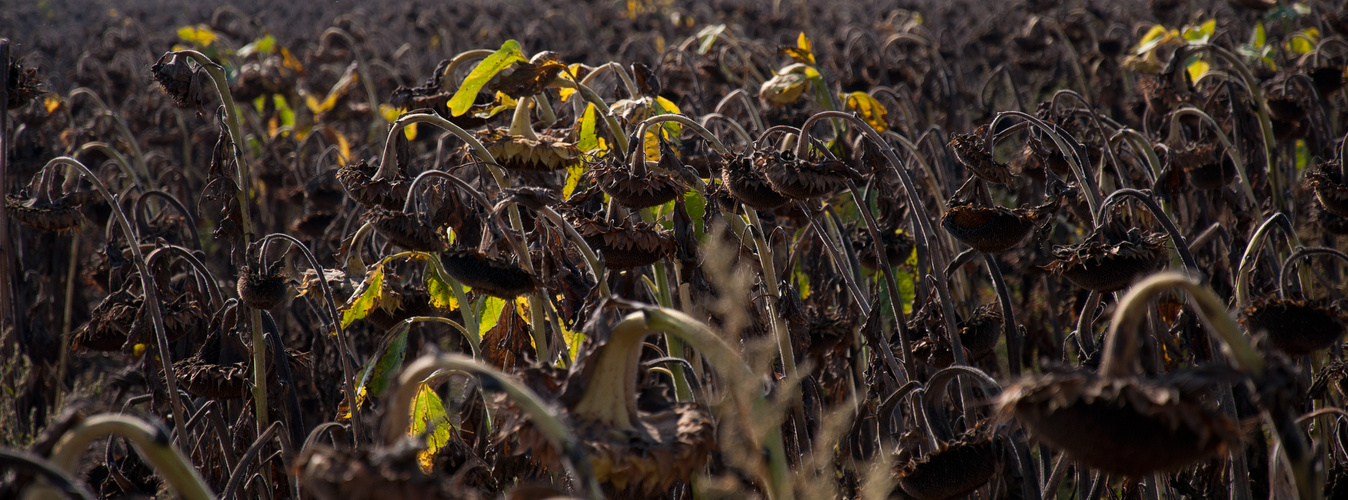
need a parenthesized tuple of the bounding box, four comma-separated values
(719, 152, 790, 210)
(894, 433, 998, 500)
(477, 128, 581, 172)
(337, 160, 409, 210)
(997, 372, 1238, 478)
(364, 207, 446, 252)
(5, 193, 85, 233)
(757, 149, 861, 200)
(1171, 142, 1236, 191)
(439, 248, 539, 299)
(948, 132, 1015, 186)
(1045, 228, 1169, 292)
(959, 304, 1003, 360)
(175, 355, 250, 399)
(238, 261, 289, 310)
(1242, 297, 1348, 356)
(1308, 164, 1348, 217)
(593, 150, 686, 209)
(941, 203, 1038, 254)
(574, 217, 675, 268)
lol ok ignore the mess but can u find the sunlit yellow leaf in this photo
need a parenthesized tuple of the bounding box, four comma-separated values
(43, 96, 61, 114)
(132, 343, 147, 357)
(318, 127, 352, 166)
(280, 47, 304, 73)
(476, 296, 506, 336)
(1253, 22, 1267, 48)
(1181, 19, 1215, 44)
(340, 267, 385, 328)
(1286, 27, 1320, 55)
(1186, 58, 1210, 82)
(176, 25, 218, 47)
(449, 39, 527, 116)
(796, 32, 816, 64)
(408, 384, 453, 473)
(426, 269, 459, 310)
(843, 91, 888, 132)
(560, 320, 584, 363)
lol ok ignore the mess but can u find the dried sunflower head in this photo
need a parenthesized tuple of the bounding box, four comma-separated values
(719, 152, 790, 209)
(238, 260, 288, 310)
(948, 131, 1014, 186)
(5, 193, 85, 233)
(364, 207, 446, 252)
(1171, 142, 1235, 191)
(7, 57, 43, 110)
(997, 371, 1239, 478)
(1242, 297, 1348, 356)
(1045, 228, 1169, 292)
(1308, 163, 1348, 217)
(439, 248, 539, 299)
(592, 151, 685, 209)
(894, 433, 998, 500)
(337, 160, 409, 210)
(941, 203, 1038, 254)
(757, 149, 860, 200)
(150, 53, 204, 109)
(478, 128, 580, 172)
(574, 217, 675, 268)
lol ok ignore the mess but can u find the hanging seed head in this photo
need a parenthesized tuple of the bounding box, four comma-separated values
(72, 290, 140, 352)
(758, 149, 861, 200)
(488, 52, 566, 98)
(720, 153, 790, 209)
(439, 248, 538, 299)
(1171, 143, 1235, 191)
(575, 217, 675, 268)
(594, 152, 685, 208)
(364, 207, 445, 252)
(175, 356, 249, 399)
(291, 211, 337, 238)
(6, 57, 42, 110)
(1316, 202, 1348, 235)
(238, 261, 288, 310)
(894, 435, 998, 500)
(1309, 66, 1346, 96)
(948, 132, 1015, 186)
(852, 227, 915, 270)
(941, 204, 1037, 253)
(150, 53, 203, 109)
(478, 128, 581, 172)
(5, 194, 85, 233)
(336, 160, 408, 210)
(1242, 297, 1348, 356)
(1045, 228, 1169, 292)
(959, 304, 1003, 359)
(1266, 93, 1307, 123)
(1308, 164, 1348, 217)
(997, 372, 1239, 478)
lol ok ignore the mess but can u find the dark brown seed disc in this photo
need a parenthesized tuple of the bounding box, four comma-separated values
(1309, 167, 1348, 217)
(1242, 298, 1348, 356)
(959, 305, 1003, 359)
(759, 152, 859, 200)
(238, 266, 288, 310)
(896, 437, 997, 500)
(5, 195, 85, 233)
(597, 168, 684, 208)
(439, 249, 538, 299)
(720, 154, 790, 209)
(364, 207, 445, 252)
(72, 291, 140, 351)
(175, 356, 250, 399)
(1001, 374, 1237, 478)
(576, 218, 675, 268)
(1310, 67, 1346, 96)
(941, 205, 1035, 253)
(336, 160, 408, 210)
(1266, 94, 1306, 123)
(1046, 230, 1168, 292)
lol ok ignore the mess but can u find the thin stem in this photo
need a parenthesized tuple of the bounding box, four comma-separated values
(1278, 247, 1348, 299)
(986, 110, 1102, 227)
(1098, 189, 1201, 274)
(713, 88, 766, 133)
(43, 157, 190, 450)
(1166, 107, 1260, 209)
(1236, 213, 1303, 307)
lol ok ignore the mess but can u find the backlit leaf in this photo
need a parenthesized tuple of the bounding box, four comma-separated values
(176, 25, 218, 47)
(426, 268, 459, 310)
(356, 328, 409, 400)
(844, 91, 888, 132)
(1186, 58, 1210, 82)
(449, 39, 527, 116)
(794, 32, 816, 64)
(1286, 27, 1320, 55)
(238, 34, 276, 58)
(340, 267, 384, 328)
(408, 383, 453, 473)
(476, 296, 507, 336)
(696, 24, 727, 55)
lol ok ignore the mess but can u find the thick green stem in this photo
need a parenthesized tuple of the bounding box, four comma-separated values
(28, 414, 213, 500)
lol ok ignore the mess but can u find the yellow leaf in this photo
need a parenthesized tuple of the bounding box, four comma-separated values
(408, 384, 453, 473)
(1286, 27, 1321, 55)
(176, 25, 218, 47)
(563, 163, 585, 199)
(280, 47, 304, 73)
(426, 269, 459, 310)
(1186, 59, 1210, 82)
(319, 128, 352, 166)
(560, 319, 584, 362)
(42, 96, 61, 114)
(796, 32, 816, 65)
(844, 91, 888, 132)
(132, 343, 147, 357)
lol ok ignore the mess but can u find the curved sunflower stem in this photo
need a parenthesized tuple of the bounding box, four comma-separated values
(317, 27, 385, 134)
(1278, 247, 1348, 299)
(66, 88, 149, 184)
(1103, 272, 1262, 377)
(1050, 90, 1120, 187)
(0, 448, 97, 500)
(259, 232, 361, 447)
(551, 76, 630, 156)
(1185, 43, 1280, 210)
(508, 96, 540, 140)
(627, 308, 793, 500)
(580, 61, 640, 100)
(1166, 107, 1260, 210)
(1109, 128, 1162, 187)
(388, 353, 602, 499)
(44, 157, 190, 450)
(630, 114, 732, 171)
(741, 210, 800, 385)
(132, 190, 200, 248)
(72, 141, 145, 191)
(145, 245, 223, 310)
(25, 414, 213, 500)
(986, 110, 1102, 227)
(948, 249, 1024, 377)
(713, 88, 766, 133)
(438, 49, 495, 90)
(399, 316, 479, 358)
(699, 113, 754, 145)
(1236, 212, 1304, 308)
(1098, 189, 1201, 275)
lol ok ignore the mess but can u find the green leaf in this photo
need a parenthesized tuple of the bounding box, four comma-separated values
(1181, 19, 1215, 44)
(1252, 21, 1267, 48)
(340, 267, 385, 328)
(1286, 27, 1320, 55)
(176, 25, 218, 47)
(448, 40, 527, 117)
(683, 189, 706, 240)
(273, 95, 295, 129)
(577, 103, 600, 152)
(696, 24, 726, 55)
(238, 34, 277, 58)
(559, 320, 584, 362)
(475, 296, 507, 336)
(425, 269, 459, 310)
(356, 328, 409, 400)
(1295, 139, 1310, 172)
(408, 383, 453, 473)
